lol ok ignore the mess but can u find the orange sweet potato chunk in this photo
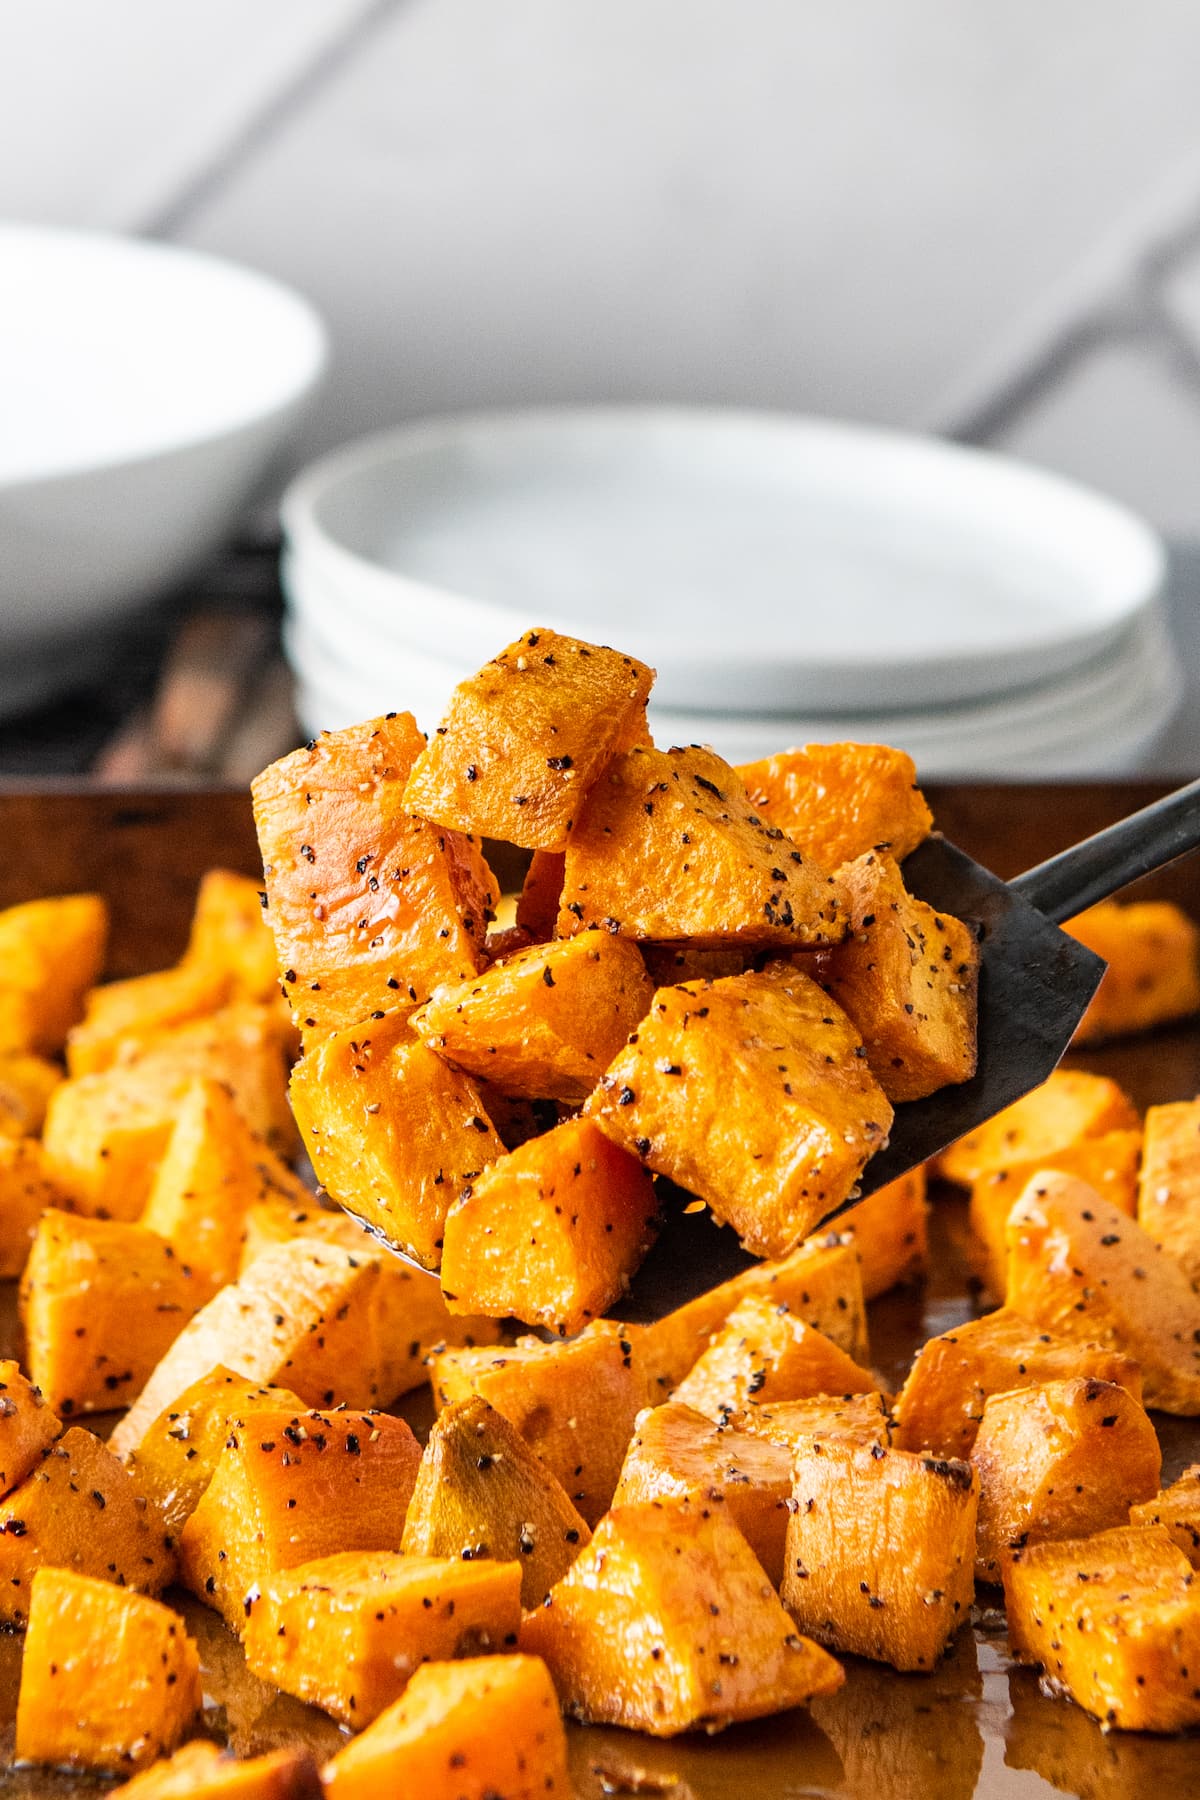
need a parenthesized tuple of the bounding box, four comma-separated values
(0, 1137, 74, 1278)
(737, 743, 933, 871)
(0, 894, 108, 1056)
(735, 1391, 892, 1457)
(1066, 899, 1200, 1044)
(66, 961, 232, 1076)
(252, 711, 497, 1031)
(587, 965, 892, 1258)
(1137, 1097, 1200, 1287)
(184, 867, 282, 1006)
(515, 849, 566, 941)
(813, 1166, 928, 1301)
(670, 1295, 875, 1423)
(932, 1067, 1139, 1188)
(0, 1360, 59, 1496)
(120, 1741, 321, 1799)
(559, 744, 843, 949)
(1130, 1464, 1200, 1568)
(968, 1127, 1141, 1299)
(403, 628, 653, 852)
(0, 1053, 62, 1138)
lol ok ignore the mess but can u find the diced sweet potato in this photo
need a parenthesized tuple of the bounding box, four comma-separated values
(66, 961, 232, 1076)
(1005, 1524, 1200, 1731)
(121, 1741, 322, 1799)
(253, 712, 497, 1031)
(734, 1390, 892, 1456)
(1137, 1098, 1200, 1287)
(321, 1655, 571, 1800)
(737, 743, 933, 871)
(14, 1569, 200, 1772)
(402, 1395, 590, 1608)
(289, 1010, 506, 1268)
(0, 1053, 62, 1137)
(1130, 1464, 1200, 1567)
(0, 1137, 74, 1277)
(783, 1440, 977, 1671)
(243, 1549, 522, 1725)
(238, 1195, 375, 1269)
(440, 1116, 658, 1335)
(1066, 899, 1200, 1044)
(892, 1306, 1142, 1459)
(809, 1166, 928, 1301)
(413, 930, 653, 1103)
(520, 1497, 843, 1734)
(184, 867, 282, 1006)
(515, 849, 566, 941)
(670, 1295, 876, 1423)
(932, 1068, 1138, 1188)
(558, 744, 843, 949)
(1005, 1172, 1200, 1413)
(971, 1376, 1162, 1583)
(111, 1003, 297, 1152)
(0, 1360, 59, 1496)
(0, 1426, 175, 1624)
(0, 894, 107, 1056)
(587, 965, 892, 1258)
(403, 628, 654, 852)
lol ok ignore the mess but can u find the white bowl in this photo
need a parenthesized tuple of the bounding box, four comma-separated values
(0, 223, 326, 661)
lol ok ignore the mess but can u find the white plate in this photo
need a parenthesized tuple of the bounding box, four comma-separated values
(282, 408, 1165, 714)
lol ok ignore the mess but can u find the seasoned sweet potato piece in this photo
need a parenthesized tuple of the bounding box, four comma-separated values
(734, 1390, 892, 1456)
(0, 1426, 175, 1624)
(121, 1741, 321, 1799)
(322, 1655, 571, 1800)
(15, 1569, 200, 1772)
(515, 848, 565, 941)
(431, 1320, 649, 1527)
(1130, 1464, 1200, 1567)
(588, 965, 892, 1258)
(0, 1361, 59, 1496)
(812, 1167, 928, 1301)
(440, 1116, 657, 1335)
(66, 961, 232, 1076)
(613, 1402, 792, 1587)
(1137, 1098, 1200, 1286)
(184, 867, 282, 1006)
(1066, 899, 1200, 1044)
(238, 1195, 375, 1269)
(253, 712, 497, 1031)
(737, 743, 933, 871)
(414, 930, 653, 1104)
(1005, 1172, 1200, 1413)
(971, 1376, 1161, 1583)
(0, 1053, 62, 1137)
(671, 1295, 875, 1423)
(932, 1067, 1138, 1188)
(403, 628, 653, 852)
(521, 1497, 843, 1734)
(244, 1549, 522, 1725)
(0, 893, 107, 1056)
(783, 1440, 977, 1671)
(892, 1306, 1143, 1459)
(290, 1010, 506, 1268)
(402, 1395, 590, 1608)
(0, 1138, 73, 1277)
(1005, 1524, 1200, 1731)
(968, 1127, 1141, 1299)
(559, 744, 843, 949)
(179, 1406, 421, 1632)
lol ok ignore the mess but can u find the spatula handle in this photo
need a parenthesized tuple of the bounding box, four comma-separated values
(1009, 776, 1200, 923)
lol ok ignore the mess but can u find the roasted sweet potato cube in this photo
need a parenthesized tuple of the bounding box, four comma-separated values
(402, 1395, 590, 1608)
(1130, 1464, 1200, 1567)
(613, 1402, 793, 1587)
(734, 1390, 892, 1456)
(15, 1569, 200, 1772)
(0, 1426, 175, 1624)
(403, 628, 653, 852)
(178, 1406, 420, 1631)
(670, 1296, 876, 1423)
(0, 1360, 59, 1496)
(322, 1655, 571, 1800)
(892, 1306, 1143, 1459)
(121, 1741, 321, 1799)
(783, 1440, 977, 1671)
(932, 1068, 1139, 1188)
(587, 965, 892, 1258)
(414, 930, 653, 1104)
(0, 1138, 74, 1277)
(244, 1549, 522, 1726)
(1137, 1098, 1200, 1286)
(559, 744, 843, 949)
(238, 1195, 375, 1269)
(737, 743, 933, 871)
(813, 852, 979, 1103)
(0, 894, 107, 1056)
(515, 848, 566, 941)
(1005, 1524, 1200, 1730)
(520, 1497, 843, 1734)
(1066, 899, 1200, 1044)
(971, 1376, 1161, 1583)
(112, 1003, 297, 1151)
(1006, 1172, 1200, 1413)
(253, 711, 497, 1031)
(431, 1320, 649, 1527)
(184, 867, 282, 1006)
(66, 961, 232, 1076)
(20, 1210, 219, 1416)
(440, 1116, 657, 1335)
(290, 1010, 506, 1268)
(0, 1053, 62, 1137)
(810, 1167, 928, 1301)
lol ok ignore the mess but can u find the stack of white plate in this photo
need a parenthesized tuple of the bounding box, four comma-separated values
(281, 409, 1178, 777)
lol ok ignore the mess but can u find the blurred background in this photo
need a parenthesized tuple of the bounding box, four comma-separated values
(5, 0, 1200, 781)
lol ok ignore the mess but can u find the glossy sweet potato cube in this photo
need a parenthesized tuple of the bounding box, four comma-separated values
(515, 848, 566, 940)
(933, 1067, 1139, 1188)
(0, 893, 107, 1056)
(440, 1116, 657, 1335)
(121, 1742, 321, 1800)
(321, 1655, 571, 1800)
(559, 744, 843, 949)
(21, 1210, 219, 1416)
(253, 711, 497, 1031)
(734, 1390, 892, 1456)
(0, 1426, 176, 1624)
(783, 1440, 977, 1671)
(613, 1402, 793, 1586)
(431, 1320, 649, 1527)
(1130, 1464, 1200, 1567)
(1005, 1172, 1200, 1413)
(587, 965, 892, 1257)
(414, 930, 653, 1104)
(184, 867, 282, 1006)
(670, 1296, 876, 1423)
(0, 1138, 74, 1277)
(737, 743, 934, 871)
(15, 1569, 200, 1773)
(0, 1360, 59, 1496)
(403, 628, 653, 852)
(1005, 1524, 1200, 1731)
(178, 1406, 421, 1632)
(244, 1549, 522, 1725)
(66, 961, 232, 1076)
(812, 1167, 928, 1301)
(1137, 1098, 1200, 1286)
(290, 1010, 506, 1268)
(971, 1376, 1161, 1583)
(1066, 899, 1200, 1044)
(0, 1053, 62, 1137)
(892, 1306, 1143, 1459)
(521, 1497, 843, 1734)
(238, 1195, 374, 1269)
(968, 1127, 1141, 1299)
